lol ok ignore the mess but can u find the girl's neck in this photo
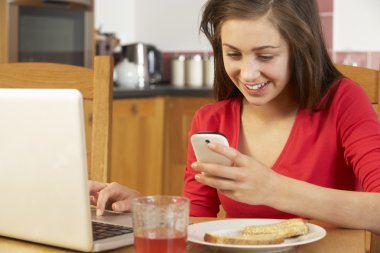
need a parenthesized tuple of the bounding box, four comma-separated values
(242, 89, 299, 124)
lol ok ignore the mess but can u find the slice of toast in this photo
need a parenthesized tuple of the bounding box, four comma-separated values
(203, 219, 309, 246)
(243, 218, 309, 238)
(204, 232, 285, 245)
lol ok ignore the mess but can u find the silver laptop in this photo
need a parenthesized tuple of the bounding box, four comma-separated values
(0, 88, 134, 252)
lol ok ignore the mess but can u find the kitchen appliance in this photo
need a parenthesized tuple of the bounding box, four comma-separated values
(122, 43, 162, 88)
(2, 0, 94, 67)
(113, 58, 139, 88)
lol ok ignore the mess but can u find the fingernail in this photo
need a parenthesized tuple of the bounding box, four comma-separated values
(96, 209, 103, 216)
(112, 203, 119, 211)
(195, 174, 201, 181)
(191, 162, 197, 169)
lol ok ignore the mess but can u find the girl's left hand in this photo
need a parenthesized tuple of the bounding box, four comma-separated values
(191, 142, 279, 206)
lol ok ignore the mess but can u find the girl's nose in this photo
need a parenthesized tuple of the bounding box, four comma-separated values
(240, 58, 260, 82)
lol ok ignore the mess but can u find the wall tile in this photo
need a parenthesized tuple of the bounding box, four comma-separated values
(320, 15, 333, 50)
(335, 52, 368, 68)
(317, 0, 333, 12)
(162, 52, 173, 83)
(370, 52, 380, 70)
(328, 49, 334, 61)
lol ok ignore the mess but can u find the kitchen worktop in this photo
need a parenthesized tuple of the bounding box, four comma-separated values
(113, 85, 213, 99)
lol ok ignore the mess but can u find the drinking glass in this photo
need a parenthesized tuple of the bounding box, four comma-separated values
(132, 196, 189, 253)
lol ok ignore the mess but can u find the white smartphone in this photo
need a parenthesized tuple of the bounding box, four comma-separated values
(190, 132, 232, 166)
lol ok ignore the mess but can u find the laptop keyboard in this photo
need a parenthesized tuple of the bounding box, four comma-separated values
(92, 221, 133, 241)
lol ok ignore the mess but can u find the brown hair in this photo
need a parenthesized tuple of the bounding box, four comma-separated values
(200, 0, 342, 110)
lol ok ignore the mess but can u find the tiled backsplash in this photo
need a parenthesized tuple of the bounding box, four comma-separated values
(336, 51, 380, 70)
(318, 0, 333, 51)
(317, 0, 379, 70)
(335, 52, 380, 70)
(317, 0, 333, 12)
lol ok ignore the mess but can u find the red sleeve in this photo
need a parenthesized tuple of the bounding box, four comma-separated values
(183, 107, 221, 217)
(336, 79, 380, 192)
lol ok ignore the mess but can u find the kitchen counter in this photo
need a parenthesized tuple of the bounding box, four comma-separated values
(113, 85, 213, 99)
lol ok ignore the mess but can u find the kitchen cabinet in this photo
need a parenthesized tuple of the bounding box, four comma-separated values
(110, 95, 213, 196)
(162, 96, 213, 196)
(111, 97, 165, 195)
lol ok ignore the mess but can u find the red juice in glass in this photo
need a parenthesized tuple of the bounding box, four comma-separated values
(132, 196, 189, 253)
(134, 228, 187, 253)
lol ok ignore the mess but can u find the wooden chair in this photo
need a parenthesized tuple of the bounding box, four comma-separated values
(0, 56, 113, 182)
(336, 64, 380, 117)
(335, 64, 380, 253)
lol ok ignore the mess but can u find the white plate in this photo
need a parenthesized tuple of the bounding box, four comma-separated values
(187, 219, 326, 253)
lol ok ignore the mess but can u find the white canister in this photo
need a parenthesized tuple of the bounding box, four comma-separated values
(171, 55, 186, 87)
(185, 54, 203, 88)
(203, 55, 214, 88)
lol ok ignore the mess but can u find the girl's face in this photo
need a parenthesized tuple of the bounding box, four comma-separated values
(221, 15, 291, 106)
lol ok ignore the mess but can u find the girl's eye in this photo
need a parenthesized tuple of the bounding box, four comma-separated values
(225, 52, 241, 59)
(258, 54, 273, 61)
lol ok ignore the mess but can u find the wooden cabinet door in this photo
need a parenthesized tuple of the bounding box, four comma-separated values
(163, 96, 213, 196)
(111, 98, 165, 195)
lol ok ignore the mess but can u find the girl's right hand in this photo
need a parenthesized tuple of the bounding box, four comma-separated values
(88, 180, 143, 216)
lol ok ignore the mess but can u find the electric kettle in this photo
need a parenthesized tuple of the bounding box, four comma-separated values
(122, 42, 163, 88)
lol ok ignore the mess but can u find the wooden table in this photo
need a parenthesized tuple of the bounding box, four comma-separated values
(0, 218, 369, 253)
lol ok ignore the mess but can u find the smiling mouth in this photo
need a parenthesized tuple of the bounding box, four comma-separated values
(245, 81, 270, 90)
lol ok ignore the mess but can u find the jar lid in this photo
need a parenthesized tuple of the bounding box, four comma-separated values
(187, 54, 202, 61)
(203, 55, 214, 61)
(172, 54, 186, 61)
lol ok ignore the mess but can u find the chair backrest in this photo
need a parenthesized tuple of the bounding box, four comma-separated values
(335, 64, 380, 253)
(335, 64, 380, 117)
(0, 56, 113, 182)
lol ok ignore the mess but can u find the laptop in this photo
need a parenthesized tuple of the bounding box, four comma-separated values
(0, 88, 134, 252)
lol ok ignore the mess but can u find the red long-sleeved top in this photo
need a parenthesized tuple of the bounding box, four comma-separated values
(183, 78, 380, 218)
